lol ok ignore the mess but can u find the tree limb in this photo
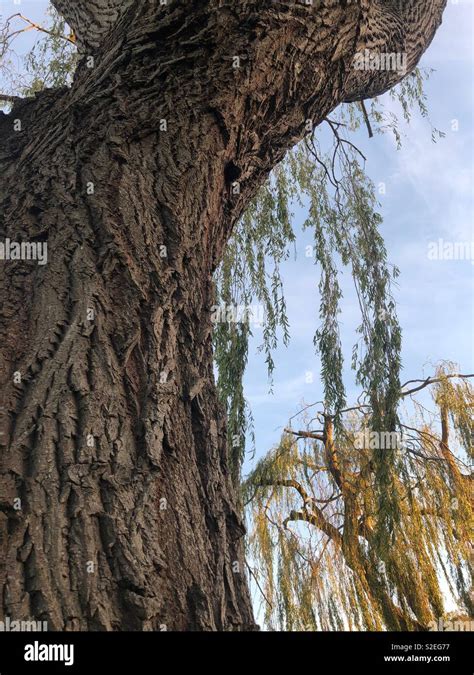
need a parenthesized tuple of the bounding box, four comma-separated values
(401, 373, 474, 398)
(283, 508, 343, 549)
(258, 478, 342, 546)
(284, 428, 325, 442)
(51, 0, 134, 53)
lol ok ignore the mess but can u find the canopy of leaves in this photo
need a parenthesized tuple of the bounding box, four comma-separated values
(245, 365, 473, 631)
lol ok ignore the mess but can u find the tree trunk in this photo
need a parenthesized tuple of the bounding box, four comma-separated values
(0, 0, 447, 630)
(0, 88, 259, 630)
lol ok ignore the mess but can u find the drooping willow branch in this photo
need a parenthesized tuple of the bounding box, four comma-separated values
(246, 366, 473, 631)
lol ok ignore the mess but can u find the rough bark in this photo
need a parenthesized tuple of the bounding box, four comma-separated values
(0, 0, 447, 630)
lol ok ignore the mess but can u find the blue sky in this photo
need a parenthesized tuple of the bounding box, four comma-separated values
(1, 0, 473, 470)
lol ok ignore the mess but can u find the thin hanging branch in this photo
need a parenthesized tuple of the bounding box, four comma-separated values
(245, 561, 273, 610)
(359, 100, 374, 138)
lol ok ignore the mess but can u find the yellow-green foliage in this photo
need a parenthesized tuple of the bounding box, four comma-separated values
(245, 365, 473, 631)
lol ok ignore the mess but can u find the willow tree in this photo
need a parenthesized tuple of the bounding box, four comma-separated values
(0, 1, 448, 630)
(246, 366, 473, 631)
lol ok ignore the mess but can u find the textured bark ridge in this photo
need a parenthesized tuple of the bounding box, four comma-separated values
(0, 0, 447, 630)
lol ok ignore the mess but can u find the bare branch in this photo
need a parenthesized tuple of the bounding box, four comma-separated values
(359, 100, 374, 138)
(284, 427, 325, 442)
(283, 508, 343, 548)
(401, 373, 474, 398)
(245, 561, 273, 610)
